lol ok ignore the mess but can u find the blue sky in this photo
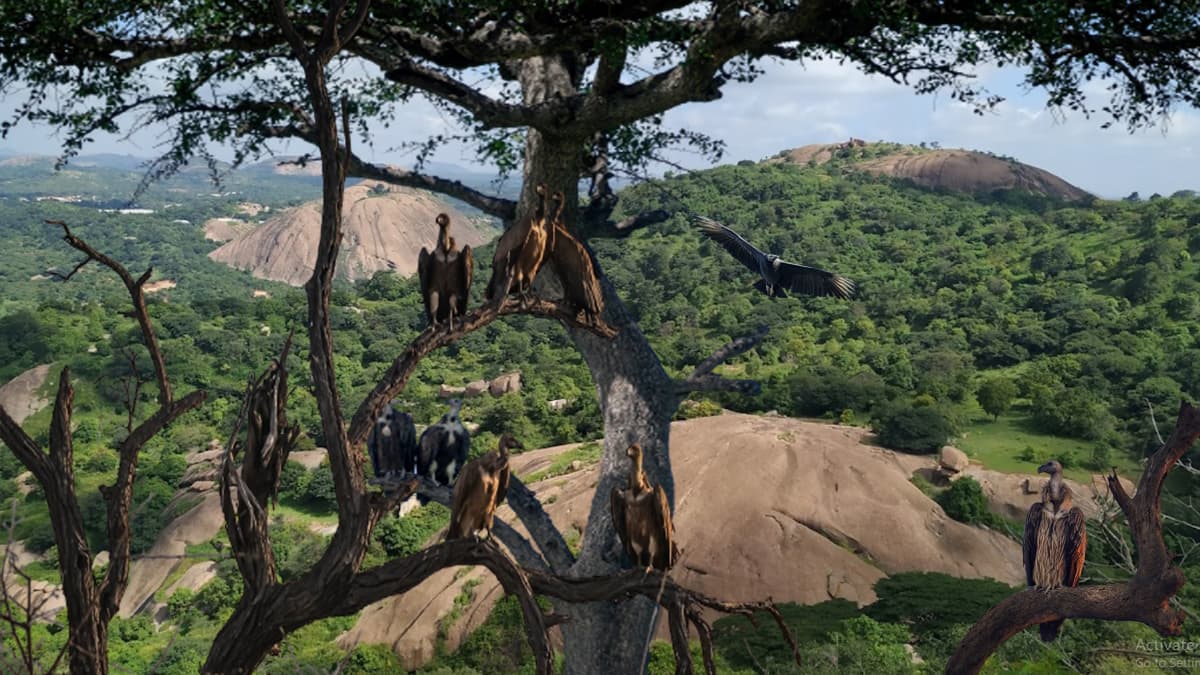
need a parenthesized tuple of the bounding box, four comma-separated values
(2, 58, 1196, 199)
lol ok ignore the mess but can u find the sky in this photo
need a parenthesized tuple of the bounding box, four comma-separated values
(2, 57, 1196, 200)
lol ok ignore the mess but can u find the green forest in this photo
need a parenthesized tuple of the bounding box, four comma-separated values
(3, 150, 1200, 673)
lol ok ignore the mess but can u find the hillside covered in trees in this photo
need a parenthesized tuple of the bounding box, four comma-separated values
(3, 148, 1200, 672)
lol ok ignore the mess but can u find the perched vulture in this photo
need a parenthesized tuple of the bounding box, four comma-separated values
(610, 443, 679, 573)
(367, 401, 417, 478)
(1023, 460, 1087, 641)
(692, 215, 856, 300)
(418, 213, 473, 329)
(486, 183, 551, 301)
(546, 191, 604, 320)
(416, 398, 471, 503)
(446, 433, 522, 540)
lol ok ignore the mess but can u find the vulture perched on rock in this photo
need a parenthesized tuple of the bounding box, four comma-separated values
(610, 443, 679, 573)
(1023, 459, 1087, 641)
(367, 401, 417, 478)
(486, 183, 551, 301)
(416, 399, 471, 503)
(447, 433, 522, 540)
(418, 213, 473, 329)
(546, 190, 604, 321)
(693, 215, 856, 300)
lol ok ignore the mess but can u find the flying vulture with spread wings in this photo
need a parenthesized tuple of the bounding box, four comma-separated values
(693, 215, 856, 300)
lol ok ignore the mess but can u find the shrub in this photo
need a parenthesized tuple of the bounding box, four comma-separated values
(866, 572, 1015, 637)
(936, 477, 994, 526)
(871, 401, 955, 454)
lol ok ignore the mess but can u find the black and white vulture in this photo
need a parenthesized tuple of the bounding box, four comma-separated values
(416, 399, 471, 503)
(547, 190, 604, 321)
(418, 213, 473, 329)
(447, 433, 522, 540)
(366, 401, 417, 479)
(610, 443, 679, 573)
(1023, 460, 1087, 641)
(692, 215, 856, 300)
(486, 183, 551, 301)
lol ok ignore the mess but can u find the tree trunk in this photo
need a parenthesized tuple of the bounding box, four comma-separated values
(514, 55, 679, 675)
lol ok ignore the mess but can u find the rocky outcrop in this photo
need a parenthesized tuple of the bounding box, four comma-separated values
(767, 142, 1092, 201)
(339, 413, 1024, 666)
(0, 364, 52, 425)
(939, 446, 970, 474)
(488, 372, 521, 396)
(208, 181, 496, 286)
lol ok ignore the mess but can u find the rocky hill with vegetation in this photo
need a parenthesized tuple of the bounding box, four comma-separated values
(2, 146, 1199, 672)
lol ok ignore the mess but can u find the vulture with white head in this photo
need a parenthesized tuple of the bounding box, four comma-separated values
(366, 401, 417, 478)
(610, 443, 679, 573)
(416, 399, 471, 503)
(447, 433, 522, 540)
(1023, 459, 1087, 641)
(693, 215, 856, 300)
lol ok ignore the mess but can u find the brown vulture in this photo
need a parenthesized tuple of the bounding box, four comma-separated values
(367, 401, 417, 478)
(447, 433, 522, 540)
(418, 213, 473, 329)
(1023, 459, 1087, 641)
(486, 183, 551, 301)
(610, 443, 679, 573)
(693, 215, 856, 300)
(546, 190, 604, 320)
(415, 398, 470, 504)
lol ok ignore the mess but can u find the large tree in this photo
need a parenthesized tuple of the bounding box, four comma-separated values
(3, 1, 1200, 673)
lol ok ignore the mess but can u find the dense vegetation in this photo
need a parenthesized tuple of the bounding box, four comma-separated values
(3, 150, 1200, 671)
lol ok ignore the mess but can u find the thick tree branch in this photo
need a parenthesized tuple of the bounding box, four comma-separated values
(673, 326, 768, 396)
(948, 401, 1200, 674)
(383, 57, 531, 128)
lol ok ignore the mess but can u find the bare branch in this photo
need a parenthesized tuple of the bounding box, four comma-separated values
(673, 326, 768, 396)
(384, 58, 531, 128)
(948, 401, 1200, 674)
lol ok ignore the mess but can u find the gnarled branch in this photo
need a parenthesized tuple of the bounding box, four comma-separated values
(674, 326, 768, 396)
(947, 401, 1200, 674)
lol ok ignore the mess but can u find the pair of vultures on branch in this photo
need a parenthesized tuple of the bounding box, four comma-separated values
(367, 399, 470, 504)
(416, 184, 604, 330)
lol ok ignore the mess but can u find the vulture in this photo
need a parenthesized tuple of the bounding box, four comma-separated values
(366, 401, 417, 478)
(418, 213, 473, 329)
(692, 215, 856, 300)
(610, 443, 679, 573)
(1023, 459, 1087, 641)
(486, 183, 551, 301)
(446, 433, 522, 540)
(547, 191, 605, 320)
(416, 398, 471, 503)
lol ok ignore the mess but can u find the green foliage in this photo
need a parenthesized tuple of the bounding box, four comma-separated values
(674, 398, 722, 420)
(344, 643, 406, 674)
(373, 503, 451, 557)
(976, 377, 1018, 420)
(866, 572, 1015, 636)
(713, 599, 862, 670)
(936, 477, 998, 527)
(523, 441, 603, 483)
(871, 401, 956, 454)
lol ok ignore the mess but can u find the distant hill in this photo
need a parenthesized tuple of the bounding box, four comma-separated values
(208, 180, 498, 285)
(766, 141, 1092, 201)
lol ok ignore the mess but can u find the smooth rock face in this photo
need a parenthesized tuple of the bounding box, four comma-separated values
(488, 371, 521, 396)
(464, 380, 489, 398)
(209, 181, 496, 286)
(0, 364, 51, 425)
(338, 413, 1024, 667)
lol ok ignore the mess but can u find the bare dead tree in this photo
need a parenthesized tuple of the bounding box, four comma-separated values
(0, 221, 206, 674)
(1, 500, 69, 674)
(947, 401, 1200, 674)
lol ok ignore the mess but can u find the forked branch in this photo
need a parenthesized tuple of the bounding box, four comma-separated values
(946, 401, 1200, 674)
(674, 325, 768, 396)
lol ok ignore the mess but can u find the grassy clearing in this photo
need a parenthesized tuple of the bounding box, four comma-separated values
(956, 412, 1141, 482)
(273, 499, 339, 526)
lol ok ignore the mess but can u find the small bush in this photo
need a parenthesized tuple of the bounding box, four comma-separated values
(935, 477, 1004, 529)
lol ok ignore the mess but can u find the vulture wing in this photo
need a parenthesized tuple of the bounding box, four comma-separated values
(418, 248, 433, 322)
(776, 260, 856, 299)
(692, 215, 765, 274)
(652, 483, 677, 569)
(495, 456, 511, 507)
(1022, 502, 1043, 587)
(1063, 507, 1087, 588)
(447, 459, 483, 540)
(456, 246, 474, 316)
(366, 425, 383, 478)
(610, 487, 631, 560)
